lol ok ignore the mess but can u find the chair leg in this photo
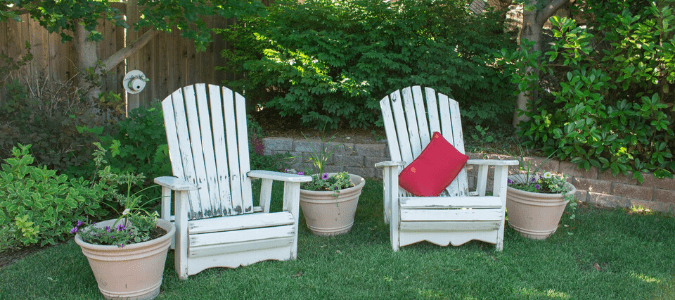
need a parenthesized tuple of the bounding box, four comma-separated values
(174, 191, 189, 280)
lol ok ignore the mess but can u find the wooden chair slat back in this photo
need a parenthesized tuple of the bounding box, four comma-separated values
(380, 86, 469, 197)
(162, 84, 254, 220)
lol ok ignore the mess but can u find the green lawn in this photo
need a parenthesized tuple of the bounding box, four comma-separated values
(1, 179, 674, 299)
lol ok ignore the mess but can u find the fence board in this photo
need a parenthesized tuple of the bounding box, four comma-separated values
(1, 2, 236, 108)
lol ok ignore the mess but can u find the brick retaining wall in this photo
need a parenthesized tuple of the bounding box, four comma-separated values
(262, 137, 675, 214)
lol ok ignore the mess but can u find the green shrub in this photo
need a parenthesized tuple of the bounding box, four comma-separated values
(98, 103, 171, 183)
(219, 0, 515, 130)
(0, 74, 123, 175)
(0, 144, 107, 252)
(499, 2, 675, 181)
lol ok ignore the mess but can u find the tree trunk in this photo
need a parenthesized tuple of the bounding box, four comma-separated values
(513, 5, 543, 126)
(73, 23, 102, 107)
(512, 0, 570, 127)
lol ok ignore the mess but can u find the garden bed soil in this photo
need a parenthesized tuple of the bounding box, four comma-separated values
(0, 244, 57, 269)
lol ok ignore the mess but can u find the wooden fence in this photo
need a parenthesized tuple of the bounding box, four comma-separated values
(0, 0, 237, 110)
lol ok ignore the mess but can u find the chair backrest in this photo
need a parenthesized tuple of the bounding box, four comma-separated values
(380, 86, 469, 197)
(162, 84, 253, 220)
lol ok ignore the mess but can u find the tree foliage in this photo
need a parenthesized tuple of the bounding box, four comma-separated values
(0, 0, 267, 51)
(499, 1, 675, 181)
(220, 0, 515, 129)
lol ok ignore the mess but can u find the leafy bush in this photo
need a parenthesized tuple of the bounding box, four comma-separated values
(95, 103, 171, 182)
(219, 0, 515, 129)
(0, 74, 123, 175)
(499, 2, 675, 181)
(0, 144, 107, 252)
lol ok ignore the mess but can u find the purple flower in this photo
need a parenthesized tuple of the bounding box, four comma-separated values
(298, 172, 304, 175)
(322, 173, 329, 180)
(535, 184, 541, 190)
(119, 244, 125, 248)
(116, 224, 126, 231)
(507, 179, 513, 185)
(110, 235, 114, 238)
(76, 220, 84, 227)
(70, 227, 78, 233)
(105, 226, 111, 232)
(531, 177, 537, 182)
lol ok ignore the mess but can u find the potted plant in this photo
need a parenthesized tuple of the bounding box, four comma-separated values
(289, 134, 366, 236)
(506, 168, 576, 240)
(72, 143, 175, 300)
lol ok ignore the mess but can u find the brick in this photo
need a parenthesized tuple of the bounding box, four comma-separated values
(653, 188, 675, 204)
(334, 155, 364, 167)
(598, 170, 637, 185)
(293, 139, 323, 152)
(263, 137, 293, 151)
(354, 143, 386, 157)
(521, 156, 560, 174)
(570, 177, 612, 194)
(325, 142, 355, 156)
(613, 183, 653, 201)
(641, 173, 675, 190)
(344, 166, 375, 179)
(573, 190, 589, 202)
(323, 165, 345, 174)
(588, 192, 630, 208)
(559, 161, 597, 179)
(627, 199, 672, 213)
(467, 176, 476, 189)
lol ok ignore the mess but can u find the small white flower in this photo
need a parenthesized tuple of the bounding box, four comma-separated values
(543, 172, 553, 179)
(122, 208, 130, 215)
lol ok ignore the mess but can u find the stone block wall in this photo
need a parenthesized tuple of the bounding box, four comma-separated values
(262, 137, 675, 214)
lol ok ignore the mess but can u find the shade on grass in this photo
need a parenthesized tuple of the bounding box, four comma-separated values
(1, 179, 673, 299)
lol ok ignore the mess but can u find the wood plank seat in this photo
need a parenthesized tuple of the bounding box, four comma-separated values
(155, 84, 312, 279)
(376, 86, 518, 251)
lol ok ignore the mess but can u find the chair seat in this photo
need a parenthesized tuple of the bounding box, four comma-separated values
(188, 212, 296, 258)
(400, 196, 503, 209)
(188, 211, 295, 234)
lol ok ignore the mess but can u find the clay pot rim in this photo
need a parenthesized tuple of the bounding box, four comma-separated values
(299, 173, 366, 195)
(74, 218, 175, 251)
(507, 174, 576, 198)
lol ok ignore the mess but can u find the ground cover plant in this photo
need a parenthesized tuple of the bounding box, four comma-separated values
(1, 179, 673, 299)
(219, 0, 516, 130)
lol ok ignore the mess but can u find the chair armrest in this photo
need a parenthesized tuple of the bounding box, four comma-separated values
(375, 161, 406, 168)
(248, 170, 312, 183)
(154, 176, 198, 191)
(466, 159, 519, 166)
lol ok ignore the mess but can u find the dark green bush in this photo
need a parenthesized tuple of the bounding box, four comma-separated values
(96, 103, 171, 183)
(0, 144, 107, 251)
(499, 1, 675, 181)
(219, 0, 515, 129)
(0, 75, 123, 174)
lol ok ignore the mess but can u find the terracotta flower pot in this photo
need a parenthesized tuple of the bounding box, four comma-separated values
(299, 173, 365, 236)
(505, 174, 576, 240)
(75, 218, 175, 300)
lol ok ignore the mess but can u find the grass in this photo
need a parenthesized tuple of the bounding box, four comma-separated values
(1, 178, 674, 299)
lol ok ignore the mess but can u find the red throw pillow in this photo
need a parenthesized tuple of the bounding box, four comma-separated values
(398, 132, 469, 197)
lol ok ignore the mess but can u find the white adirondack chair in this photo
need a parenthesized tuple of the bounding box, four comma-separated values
(154, 84, 312, 280)
(375, 86, 518, 251)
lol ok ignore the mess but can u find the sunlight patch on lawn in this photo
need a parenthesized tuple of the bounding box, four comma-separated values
(630, 272, 661, 284)
(515, 287, 571, 299)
